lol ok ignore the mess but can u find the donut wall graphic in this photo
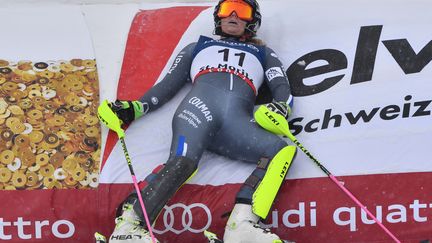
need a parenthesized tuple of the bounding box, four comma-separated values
(0, 5, 101, 191)
(0, 59, 100, 190)
(0, 6, 103, 243)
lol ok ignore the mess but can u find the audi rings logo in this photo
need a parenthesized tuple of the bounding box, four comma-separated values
(153, 203, 212, 234)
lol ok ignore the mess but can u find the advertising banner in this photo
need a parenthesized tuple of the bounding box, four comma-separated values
(101, 1, 432, 242)
(0, 1, 431, 242)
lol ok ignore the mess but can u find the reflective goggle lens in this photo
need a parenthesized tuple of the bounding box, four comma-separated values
(217, 0, 253, 21)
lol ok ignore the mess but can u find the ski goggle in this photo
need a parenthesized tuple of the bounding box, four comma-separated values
(217, 0, 253, 21)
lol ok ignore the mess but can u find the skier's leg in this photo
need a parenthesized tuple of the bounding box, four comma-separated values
(224, 146, 296, 243)
(110, 155, 198, 243)
(111, 90, 221, 242)
(209, 118, 296, 243)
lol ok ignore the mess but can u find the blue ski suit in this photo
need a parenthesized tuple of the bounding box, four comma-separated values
(124, 35, 294, 225)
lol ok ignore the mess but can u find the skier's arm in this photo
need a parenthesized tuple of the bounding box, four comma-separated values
(102, 43, 196, 126)
(139, 42, 196, 112)
(262, 46, 294, 117)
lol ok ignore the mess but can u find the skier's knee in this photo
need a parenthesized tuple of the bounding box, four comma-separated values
(267, 139, 289, 158)
(117, 156, 198, 218)
(236, 145, 297, 219)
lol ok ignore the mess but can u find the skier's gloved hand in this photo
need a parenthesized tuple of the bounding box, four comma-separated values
(264, 100, 292, 120)
(109, 100, 145, 125)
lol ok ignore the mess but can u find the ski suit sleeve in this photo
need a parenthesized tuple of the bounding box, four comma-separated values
(138, 42, 196, 113)
(263, 46, 293, 108)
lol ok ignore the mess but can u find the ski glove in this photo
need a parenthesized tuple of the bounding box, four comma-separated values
(264, 101, 292, 119)
(109, 100, 145, 125)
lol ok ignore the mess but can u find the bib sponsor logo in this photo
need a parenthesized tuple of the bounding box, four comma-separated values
(198, 64, 254, 83)
(203, 38, 260, 52)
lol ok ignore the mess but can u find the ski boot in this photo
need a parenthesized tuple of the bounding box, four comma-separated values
(109, 203, 159, 243)
(223, 203, 292, 243)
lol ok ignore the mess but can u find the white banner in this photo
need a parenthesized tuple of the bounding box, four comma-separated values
(0, 6, 95, 61)
(100, 0, 432, 184)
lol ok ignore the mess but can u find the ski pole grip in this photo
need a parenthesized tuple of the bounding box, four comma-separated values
(98, 99, 126, 138)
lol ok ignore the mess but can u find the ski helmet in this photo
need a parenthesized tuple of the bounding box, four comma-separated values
(213, 0, 262, 38)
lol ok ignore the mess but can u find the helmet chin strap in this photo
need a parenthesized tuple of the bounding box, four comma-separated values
(213, 20, 256, 41)
(213, 19, 255, 41)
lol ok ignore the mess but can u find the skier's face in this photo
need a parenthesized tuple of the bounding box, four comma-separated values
(220, 13, 247, 37)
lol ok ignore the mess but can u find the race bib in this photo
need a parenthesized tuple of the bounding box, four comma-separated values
(191, 36, 265, 91)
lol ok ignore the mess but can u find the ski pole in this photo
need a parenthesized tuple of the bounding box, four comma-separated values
(98, 100, 157, 243)
(254, 105, 401, 243)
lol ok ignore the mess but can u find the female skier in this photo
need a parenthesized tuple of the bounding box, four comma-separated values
(102, 1, 296, 242)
